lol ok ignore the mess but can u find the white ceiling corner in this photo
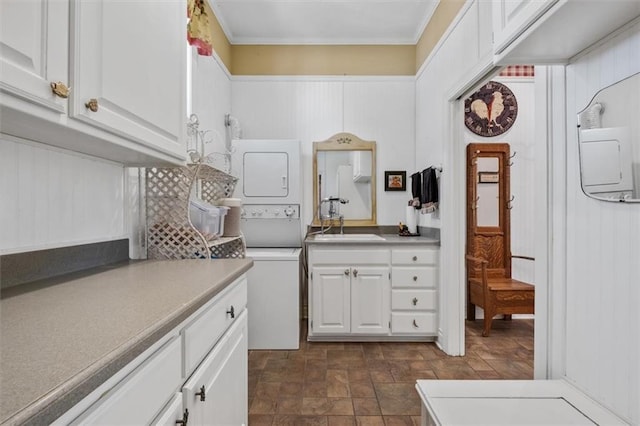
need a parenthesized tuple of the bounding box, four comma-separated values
(209, 0, 441, 45)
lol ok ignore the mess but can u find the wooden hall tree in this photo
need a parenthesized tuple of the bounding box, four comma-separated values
(465, 143, 534, 337)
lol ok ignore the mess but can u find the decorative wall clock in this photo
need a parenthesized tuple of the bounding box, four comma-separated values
(464, 81, 518, 137)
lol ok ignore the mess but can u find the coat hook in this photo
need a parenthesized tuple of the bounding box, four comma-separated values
(472, 196, 480, 210)
(508, 151, 516, 167)
(507, 195, 515, 210)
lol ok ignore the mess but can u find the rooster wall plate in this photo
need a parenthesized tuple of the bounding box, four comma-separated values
(464, 81, 517, 137)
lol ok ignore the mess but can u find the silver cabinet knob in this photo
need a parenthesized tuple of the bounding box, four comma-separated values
(412, 297, 418, 306)
(344, 269, 350, 276)
(412, 256, 418, 261)
(352, 269, 358, 277)
(413, 276, 418, 282)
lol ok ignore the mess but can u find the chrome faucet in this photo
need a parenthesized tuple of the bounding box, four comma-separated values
(319, 197, 349, 234)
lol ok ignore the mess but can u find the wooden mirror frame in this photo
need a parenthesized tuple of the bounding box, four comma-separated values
(466, 143, 511, 277)
(312, 132, 377, 227)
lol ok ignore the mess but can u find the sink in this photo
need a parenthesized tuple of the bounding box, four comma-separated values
(313, 233, 386, 242)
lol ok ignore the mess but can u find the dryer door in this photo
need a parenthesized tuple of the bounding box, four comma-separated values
(243, 151, 289, 197)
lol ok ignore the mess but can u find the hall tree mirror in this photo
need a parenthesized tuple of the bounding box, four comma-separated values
(312, 132, 377, 226)
(577, 71, 640, 202)
(466, 143, 512, 271)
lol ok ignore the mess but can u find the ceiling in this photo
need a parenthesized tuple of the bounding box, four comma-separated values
(209, 0, 441, 45)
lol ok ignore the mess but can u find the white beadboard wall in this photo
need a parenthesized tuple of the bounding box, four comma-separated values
(562, 20, 640, 424)
(414, 0, 494, 354)
(190, 50, 233, 171)
(230, 77, 416, 227)
(0, 137, 125, 254)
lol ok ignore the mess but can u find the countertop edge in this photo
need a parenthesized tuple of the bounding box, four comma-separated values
(3, 260, 253, 426)
(305, 235, 440, 245)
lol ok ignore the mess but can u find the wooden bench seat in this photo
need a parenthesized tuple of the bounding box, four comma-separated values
(466, 255, 534, 337)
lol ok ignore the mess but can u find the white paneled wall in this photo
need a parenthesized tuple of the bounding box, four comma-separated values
(562, 20, 640, 424)
(414, 0, 494, 354)
(190, 50, 233, 172)
(231, 77, 415, 226)
(0, 138, 125, 253)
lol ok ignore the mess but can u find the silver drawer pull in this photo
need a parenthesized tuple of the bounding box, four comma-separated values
(412, 319, 419, 328)
(412, 297, 418, 306)
(226, 305, 235, 319)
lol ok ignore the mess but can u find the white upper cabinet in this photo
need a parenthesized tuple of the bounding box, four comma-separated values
(492, 0, 559, 56)
(0, 0, 187, 166)
(69, 0, 186, 162)
(493, 0, 640, 65)
(0, 0, 69, 115)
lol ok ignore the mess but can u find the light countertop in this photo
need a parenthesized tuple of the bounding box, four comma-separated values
(0, 258, 253, 425)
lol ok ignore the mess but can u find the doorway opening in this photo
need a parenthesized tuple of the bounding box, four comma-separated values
(460, 69, 537, 378)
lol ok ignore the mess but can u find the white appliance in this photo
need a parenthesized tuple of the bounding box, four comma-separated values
(231, 139, 302, 350)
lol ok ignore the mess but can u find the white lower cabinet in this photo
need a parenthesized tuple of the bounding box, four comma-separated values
(351, 267, 390, 334)
(183, 311, 248, 426)
(311, 266, 351, 334)
(311, 265, 390, 335)
(390, 248, 439, 336)
(308, 244, 438, 340)
(60, 275, 248, 425)
(151, 393, 186, 426)
(70, 336, 182, 425)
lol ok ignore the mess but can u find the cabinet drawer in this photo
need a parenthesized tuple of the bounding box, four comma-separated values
(183, 276, 247, 376)
(391, 312, 437, 334)
(391, 248, 438, 265)
(311, 248, 389, 265)
(392, 289, 436, 310)
(392, 266, 437, 288)
(72, 336, 181, 425)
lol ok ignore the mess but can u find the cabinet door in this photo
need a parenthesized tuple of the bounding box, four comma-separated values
(492, 0, 559, 54)
(311, 266, 351, 334)
(69, 0, 186, 160)
(151, 393, 187, 426)
(351, 266, 390, 335)
(0, 0, 68, 114)
(183, 311, 248, 426)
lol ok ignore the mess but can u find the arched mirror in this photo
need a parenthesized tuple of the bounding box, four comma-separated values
(312, 132, 377, 226)
(577, 72, 639, 202)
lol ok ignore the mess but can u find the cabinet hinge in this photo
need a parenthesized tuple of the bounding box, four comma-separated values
(388, 321, 391, 329)
(388, 272, 391, 280)
(311, 320, 313, 329)
(310, 272, 313, 281)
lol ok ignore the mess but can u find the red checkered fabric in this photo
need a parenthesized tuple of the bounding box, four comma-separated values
(499, 65, 535, 77)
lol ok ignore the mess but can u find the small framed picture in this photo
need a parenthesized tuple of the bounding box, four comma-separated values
(385, 171, 406, 191)
(478, 171, 499, 183)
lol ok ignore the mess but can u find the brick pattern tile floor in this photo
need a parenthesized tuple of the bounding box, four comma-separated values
(248, 319, 534, 425)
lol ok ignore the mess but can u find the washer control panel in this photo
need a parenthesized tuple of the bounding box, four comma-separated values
(242, 204, 300, 220)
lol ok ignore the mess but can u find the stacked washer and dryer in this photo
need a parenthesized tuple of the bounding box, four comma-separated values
(231, 139, 302, 350)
